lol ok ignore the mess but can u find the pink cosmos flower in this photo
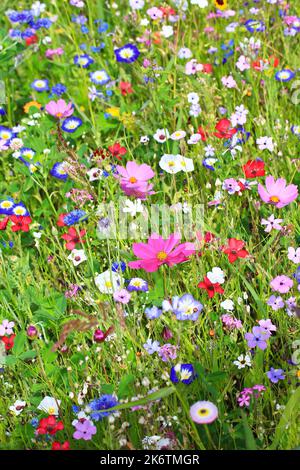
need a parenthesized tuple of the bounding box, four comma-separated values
(115, 161, 155, 200)
(45, 48, 64, 59)
(258, 176, 298, 208)
(45, 99, 74, 119)
(128, 233, 196, 272)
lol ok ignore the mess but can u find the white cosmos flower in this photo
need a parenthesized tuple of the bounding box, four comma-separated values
(68, 249, 87, 266)
(37, 396, 61, 415)
(153, 128, 170, 143)
(94, 270, 121, 294)
(207, 267, 225, 284)
(161, 25, 173, 38)
(159, 154, 182, 174)
(178, 156, 194, 172)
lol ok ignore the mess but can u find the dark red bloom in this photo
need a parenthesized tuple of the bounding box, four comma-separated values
(198, 276, 224, 298)
(52, 441, 70, 451)
(61, 227, 86, 251)
(242, 160, 265, 179)
(0, 217, 9, 231)
(1, 334, 16, 351)
(214, 119, 237, 139)
(119, 81, 133, 96)
(197, 126, 209, 142)
(37, 415, 64, 436)
(93, 326, 114, 343)
(108, 142, 127, 160)
(10, 215, 32, 232)
(25, 35, 38, 46)
(57, 213, 67, 227)
(222, 238, 249, 263)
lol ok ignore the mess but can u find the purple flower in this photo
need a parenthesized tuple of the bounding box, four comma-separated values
(158, 344, 177, 362)
(270, 275, 293, 294)
(73, 419, 97, 440)
(267, 295, 284, 311)
(145, 306, 163, 320)
(245, 326, 270, 350)
(258, 319, 277, 334)
(267, 367, 285, 383)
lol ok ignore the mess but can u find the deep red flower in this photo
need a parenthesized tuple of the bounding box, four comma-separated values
(52, 441, 70, 451)
(198, 276, 224, 298)
(197, 126, 209, 142)
(37, 415, 64, 436)
(242, 160, 265, 179)
(214, 119, 237, 139)
(119, 81, 133, 96)
(1, 334, 16, 351)
(61, 227, 86, 250)
(0, 217, 9, 231)
(202, 63, 213, 74)
(57, 213, 67, 227)
(222, 238, 249, 263)
(108, 142, 127, 160)
(25, 35, 38, 46)
(10, 215, 32, 232)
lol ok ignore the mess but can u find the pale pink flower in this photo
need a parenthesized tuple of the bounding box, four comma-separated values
(258, 176, 298, 208)
(45, 99, 74, 119)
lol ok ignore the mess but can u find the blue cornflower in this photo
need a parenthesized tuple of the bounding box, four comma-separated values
(11, 202, 30, 217)
(0, 106, 7, 115)
(63, 210, 87, 226)
(30, 418, 39, 427)
(202, 158, 217, 171)
(127, 278, 148, 292)
(52, 83, 67, 96)
(112, 261, 127, 273)
(275, 69, 295, 82)
(0, 198, 15, 215)
(244, 19, 266, 33)
(81, 25, 89, 34)
(170, 364, 197, 385)
(114, 44, 140, 63)
(90, 70, 110, 85)
(0, 126, 16, 143)
(164, 294, 203, 321)
(89, 394, 118, 421)
(61, 116, 82, 133)
(20, 147, 36, 159)
(145, 306, 163, 320)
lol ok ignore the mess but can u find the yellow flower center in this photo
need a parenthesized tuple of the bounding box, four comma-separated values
(129, 176, 137, 183)
(270, 196, 280, 203)
(48, 407, 55, 414)
(197, 408, 209, 416)
(157, 251, 168, 261)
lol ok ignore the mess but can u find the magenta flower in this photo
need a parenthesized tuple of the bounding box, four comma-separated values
(270, 275, 293, 294)
(73, 419, 97, 441)
(45, 99, 74, 119)
(258, 176, 298, 208)
(128, 233, 196, 272)
(115, 161, 155, 199)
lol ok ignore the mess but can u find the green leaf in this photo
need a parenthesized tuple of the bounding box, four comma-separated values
(19, 350, 36, 361)
(12, 332, 26, 357)
(118, 374, 135, 398)
(102, 386, 175, 413)
(241, 411, 257, 450)
(269, 388, 300, 450)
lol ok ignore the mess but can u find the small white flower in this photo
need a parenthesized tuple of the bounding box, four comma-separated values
(170, 130, 186, 141)
(94, 270, 121, 294)
(161, 25, 173, 38)
(287, 247, 300, 264)
(220, 299, 235, 311)
(207, 267, 225, 284)
(9, 400, 26, 416)
(153, 128, 170, 143)
(187, 92, 199, 104)
(178, 47, 192, 59)
(87, 167, 103, 181)
(233, 354, 252, 369)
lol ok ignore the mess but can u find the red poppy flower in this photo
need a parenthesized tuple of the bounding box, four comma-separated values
(61, 227, 86, 251)
(25, 35, 38, 46)
(222, 238, 249, 263)
(0, 217, 9, 231)
(1, 334, 16, 351)
(202, 63, 213, 74)
(57, 213, 67, 227)
(119, 81, 133, 96)
(10, 215, 32, 232)
(52, 441, 70, 451)
(214, 119, 237, 139)
(242, 160, 265, 179)
(197, 126, 209, 141)
(37, 415, 64, 436)
(198, 277, 224, 298)
(108, 142, 127, 160)
(159, 6, 175, 16)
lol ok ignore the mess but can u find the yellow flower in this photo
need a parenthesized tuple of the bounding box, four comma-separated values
(106, 107, 120, 118)
(214, 0, 227, 10)
(23, 101, 42, 113)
